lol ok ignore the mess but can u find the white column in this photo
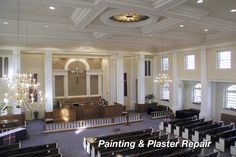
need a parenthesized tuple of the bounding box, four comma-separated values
(153, 55, 158, 102)
(44, 52, 53, 112)
(86, 74, 91, 96)
(137, 54, 145, 104)
(116, 54, 124, 105)
(109, 57, 117, 104)
(12, 48, 21, 114)
(98, 75, 102, 96)
(12, 48, 21, 75)
(64, 74, 68, 97)
(172, 53, 183, 112)
(200, 47, 212, 119)
(102, 59, 110, 100)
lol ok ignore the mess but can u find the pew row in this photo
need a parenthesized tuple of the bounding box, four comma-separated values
(166, 116, 197, 134)
(203, 123, 235, 144)
(0, 143, 61, 157)
(98, 138, 179, 157)
(182, 120, 213, 139)
(96, 133, 168, 157)
(192, 122, 224, 142)
(173, 119, 204, 136)
(83, 128, 153, 154)
(231, 141, 236, 156)
(215, 130, 236, 152)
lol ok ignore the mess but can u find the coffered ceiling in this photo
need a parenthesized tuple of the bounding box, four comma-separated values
(0, 0, 236, 53)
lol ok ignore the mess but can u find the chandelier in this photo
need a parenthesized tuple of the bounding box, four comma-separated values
(154, 38, 172, 85)
(154, 73, 172, 85)
(1, 73, 46, 114)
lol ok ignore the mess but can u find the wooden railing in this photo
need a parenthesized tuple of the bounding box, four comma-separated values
(43, 114, 143, 133)
(151, 110, 172, 119)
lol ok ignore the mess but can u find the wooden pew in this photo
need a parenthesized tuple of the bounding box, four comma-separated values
(205, 129, 236, 144)
(192, 122, 224, 142)
(83, 128, 152, 154)
(163, 148, 202, 157)
(96, 134, 168, 157)
(166, 116, 197, 134)
(215, 132, 236, 152)
(201, 123, 234, 143)
(0, 143, 57, 157)
(0, 143, 20, 152)
(9, 148, 60, 157)
(0, 127, 27, 146)
(230, 141, 236, 156)
(203, 150, 218, 157)
(91, 131, 161, 157)
(98, 138, 178, 157)
(182, 120, 213, 139)
(173, 119, 204, 136)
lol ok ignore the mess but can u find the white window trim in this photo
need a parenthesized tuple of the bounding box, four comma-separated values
(192, 83, 201, 105)
(184, 54, 195, 70)
(224, 85, 236, 110)
(216, 50, 232, 69)
(161, 57, 169, 71)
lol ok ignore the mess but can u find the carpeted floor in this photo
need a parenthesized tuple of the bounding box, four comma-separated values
(21, 114, 231, 157)
(21, 113, 163, 157)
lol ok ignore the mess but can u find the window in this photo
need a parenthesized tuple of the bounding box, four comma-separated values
(124, 73, 127, 97)
(193, 83, 201, 104)
(145, 60, 151, 76)
(225, 85, 236, 109)
(161, 57, 169, 71)
(184, 54, 195, 70)
(217, 51, 231, 69)
(160, 84, 170, 101)
(0, 56, 9, 78)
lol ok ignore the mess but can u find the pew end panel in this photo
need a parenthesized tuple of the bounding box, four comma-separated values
(215, 138, 226, 152)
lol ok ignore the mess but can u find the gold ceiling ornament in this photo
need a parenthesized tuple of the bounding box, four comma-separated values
(109, 13, 149, 22)
(1, 73, 46, 114)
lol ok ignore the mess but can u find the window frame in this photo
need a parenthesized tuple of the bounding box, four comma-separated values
(161, 57, 169, 71)
(216, 50, 232, 69)
(0, 55, 10, 78)
(224, 85, 236, 110)
(184, 54, 195, 70)
(192, 83, 201, 105)
(145, 59, 151, 77)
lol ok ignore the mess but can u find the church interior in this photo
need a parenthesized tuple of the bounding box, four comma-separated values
(1, 0, 236, 157)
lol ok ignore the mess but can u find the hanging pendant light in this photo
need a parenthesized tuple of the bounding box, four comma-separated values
(154, 37, 172, 85)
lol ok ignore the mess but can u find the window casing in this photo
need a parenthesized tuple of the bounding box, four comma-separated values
(225, 85, 236, 110)
(193, 83, 201, 104)
(145, 60, 151, 76)
(161, 57, 169, 71)
(160, 84, 170, 101)
(184, 54, 195, 70)
(217, 51, 231, 69)
(0, 56, 9, 78)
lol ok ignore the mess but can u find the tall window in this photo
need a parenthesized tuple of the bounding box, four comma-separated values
(225, 85, 236, 109)
(145, 60, 151, 76)
(161, 57, 169, 71)
(217, 51, 231, 69)
(193, 83, 201, 104)
(124, 73, 127, 97)
(160, 84, 170, 101)
(184, 54, 195, 70)
(0, 56, 9, 78)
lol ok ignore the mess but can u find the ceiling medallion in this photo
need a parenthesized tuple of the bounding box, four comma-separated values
(109, 13, 149, 23)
